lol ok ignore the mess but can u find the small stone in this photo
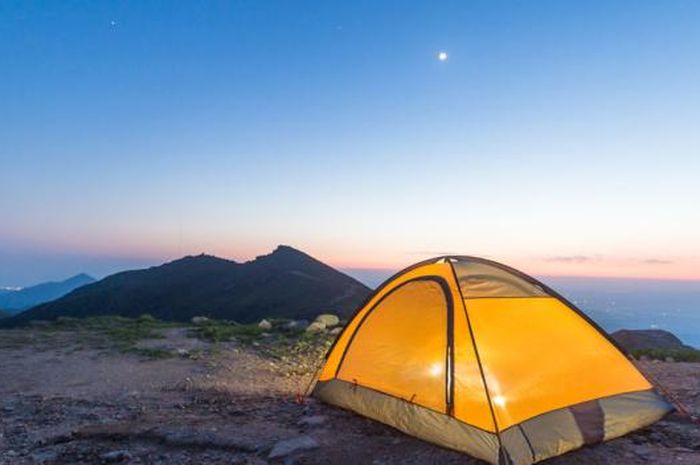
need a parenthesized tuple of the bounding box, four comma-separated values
(631, 444, 653, 458)
(305, 322, 326, 333)
(284, 320, 309, 331)
(298, 415, 327, 427)
(191, 316, 210, 325)
(314, 314, 340, 327)
(30, 448, 57, 463)
(258, 319, 273, 330)
(176, 348, 190, 357)
(329, 327, 343, 335)
(100, 450, 133, 462)
(268, 435, 319, 459)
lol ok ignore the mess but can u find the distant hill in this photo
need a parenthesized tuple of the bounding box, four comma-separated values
(611, 329, 693, 351)
(0, 309, 9, 319)
(0, 274, 95, 313)
(6, 246, 370, 325)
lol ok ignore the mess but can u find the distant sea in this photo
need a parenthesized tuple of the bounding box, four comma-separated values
(344, 269, 700, 348)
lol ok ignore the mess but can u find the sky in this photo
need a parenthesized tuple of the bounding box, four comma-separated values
(1, 1, 700, 286)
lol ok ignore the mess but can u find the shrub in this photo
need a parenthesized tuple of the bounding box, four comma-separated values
(631, 348, 700, 363)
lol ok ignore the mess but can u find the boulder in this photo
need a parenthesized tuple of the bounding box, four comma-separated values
(329, 326, 343, 335)
(191, 316, 210, 325)
(314, 314, 340, 327)
(258, 319, 273, 330)
(305, 321, 326, 333)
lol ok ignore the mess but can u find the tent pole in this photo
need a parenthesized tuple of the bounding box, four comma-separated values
(447, 259, 510, 463)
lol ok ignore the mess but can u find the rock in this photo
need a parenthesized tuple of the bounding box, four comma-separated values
(284, 320, 309, 331)
(329, 326, 343, 335)
(305, 322, 326, 333)
(630, 443, 653, 458)
(176, 348, 189, 357)
(100, 449, 133, 462)
(191, 316, 210, 325)
(611, 329, 691, 351)
(30, 448, 57, 463)
(298, 415, 327, 427)
(268, 435, 319, 459)
(665, 356, 675, 363)
(258, 319, 273, 330)
(314, 314, 340, 327)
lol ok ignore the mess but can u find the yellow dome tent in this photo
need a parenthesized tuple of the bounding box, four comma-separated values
(313, 256, 671, 465)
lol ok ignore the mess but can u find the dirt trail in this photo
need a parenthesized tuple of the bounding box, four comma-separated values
(1, 328, 698, 465)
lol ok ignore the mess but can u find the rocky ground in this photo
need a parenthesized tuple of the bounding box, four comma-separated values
(0, 318, 698, 465)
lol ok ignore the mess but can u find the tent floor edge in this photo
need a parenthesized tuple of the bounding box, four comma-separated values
(314, 380, 672, 465)
(313, 378, 501, 464)
(500, 389, 673, 465)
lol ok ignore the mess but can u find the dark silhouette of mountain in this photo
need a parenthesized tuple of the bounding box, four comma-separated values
(0, 274, 95, 313)
(7, 246, 370, 325)
(0, 309, 9, 319)
(612, 329, 693, 351)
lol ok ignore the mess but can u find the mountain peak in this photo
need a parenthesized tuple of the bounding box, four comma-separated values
(166, 254, 238, 267)
(66, 273, 95, 283)
(252, 245, 318, 267)
(7, 245, 371, 324)
(0, 273, 96, 313)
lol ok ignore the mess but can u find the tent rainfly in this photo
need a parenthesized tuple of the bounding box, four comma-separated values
(313, 256, 672, 465)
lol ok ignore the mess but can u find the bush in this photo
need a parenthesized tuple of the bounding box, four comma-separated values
(192, 321, 263, 343)
(631, 348, 700, 363)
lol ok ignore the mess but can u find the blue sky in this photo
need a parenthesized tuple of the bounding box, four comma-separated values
(1, 1, 699, 286)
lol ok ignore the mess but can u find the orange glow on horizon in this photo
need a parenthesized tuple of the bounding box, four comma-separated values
(15, 234, 700, 282)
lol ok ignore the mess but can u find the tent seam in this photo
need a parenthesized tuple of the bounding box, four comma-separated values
(447, 259, 505, 455)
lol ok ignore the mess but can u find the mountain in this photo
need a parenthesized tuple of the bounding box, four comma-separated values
(6, 246, 371, 325)
(0, 274, 95, 313)
(611, 329, 693, 351)
(0, 309, 9, 319)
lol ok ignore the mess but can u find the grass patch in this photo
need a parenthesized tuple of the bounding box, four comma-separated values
(632, 348, 700, 362)
(190, 320, 264, 343)
(35, 314, 183, 355)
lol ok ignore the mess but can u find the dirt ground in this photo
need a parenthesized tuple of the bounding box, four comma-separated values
(0, 327, 698, 465)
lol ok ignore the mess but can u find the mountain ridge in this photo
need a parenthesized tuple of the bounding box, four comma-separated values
(6, 246, 370, 325)
(0, 273, 96, 313)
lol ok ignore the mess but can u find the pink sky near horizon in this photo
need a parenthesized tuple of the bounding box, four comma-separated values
(10, 231, 698, 282)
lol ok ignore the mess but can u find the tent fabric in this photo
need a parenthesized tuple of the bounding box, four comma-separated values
(314, 256, 672, 464)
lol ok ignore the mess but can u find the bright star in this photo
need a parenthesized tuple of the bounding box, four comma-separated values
(437, 51, 448, 61)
